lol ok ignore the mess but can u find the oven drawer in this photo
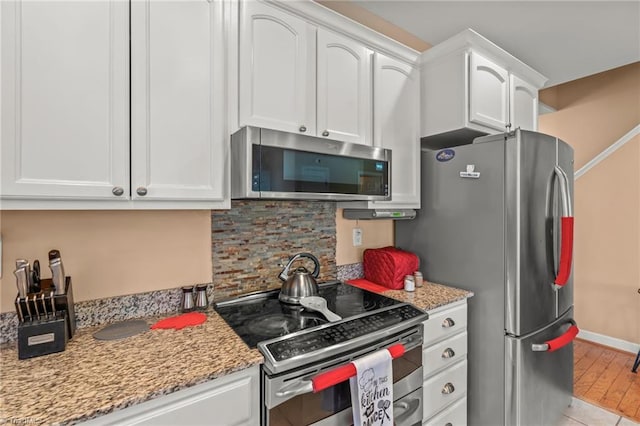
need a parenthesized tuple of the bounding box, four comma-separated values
(423, 303, 467, 347)
(423, 331, 467, 378)
(310, 383, 423, 426)
(423, 396, 467, 426)
(423, 360, 467, 420)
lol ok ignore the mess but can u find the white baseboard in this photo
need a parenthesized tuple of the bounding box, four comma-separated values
(578, 329, 639, 354)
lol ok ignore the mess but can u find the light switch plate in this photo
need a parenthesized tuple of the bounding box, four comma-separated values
(352, 228, 362, 247)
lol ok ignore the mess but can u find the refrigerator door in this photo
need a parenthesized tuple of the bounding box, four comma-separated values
(504, 129, 566, 336)
(397, 141, 508, 426)
(505, 307, 575, 426)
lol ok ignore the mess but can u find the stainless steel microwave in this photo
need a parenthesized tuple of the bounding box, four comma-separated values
(230, 126, 391, 201)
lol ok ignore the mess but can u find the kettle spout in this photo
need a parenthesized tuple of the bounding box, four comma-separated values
(278, 255, 300, 282)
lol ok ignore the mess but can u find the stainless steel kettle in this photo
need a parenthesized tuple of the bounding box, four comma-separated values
(278, 253, 320, 304)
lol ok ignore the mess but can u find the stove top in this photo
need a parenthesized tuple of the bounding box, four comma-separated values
(215, 281, 428, 374)
(214, 281, 400, 349)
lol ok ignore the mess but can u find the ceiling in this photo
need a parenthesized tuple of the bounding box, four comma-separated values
(352, 1, 640, 87)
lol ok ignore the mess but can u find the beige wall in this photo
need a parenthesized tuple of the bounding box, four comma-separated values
(539, 62, 640, 344)
(0, 211, 212, 313)
(335, 209, 394, 265)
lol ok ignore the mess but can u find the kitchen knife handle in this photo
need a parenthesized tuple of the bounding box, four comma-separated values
(531, 320, 579, 352)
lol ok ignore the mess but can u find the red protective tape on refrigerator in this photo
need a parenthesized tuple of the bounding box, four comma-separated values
(554, 217, 574, 286)
(546, 324, 579, 352)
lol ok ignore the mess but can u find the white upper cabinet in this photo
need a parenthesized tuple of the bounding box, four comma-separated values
(131, 0, 227, 203)
(371, 53, 420, 209)
(510, 74, 539, 132)
(420, 29, 546, 146)
(1, 0, 130, 200)
(239, 1, 316, 136)
(238, 1, 373, 145)
(1, 0, 229, 209)
(316, 28, 372, 144)
(468, 52, 509, 132)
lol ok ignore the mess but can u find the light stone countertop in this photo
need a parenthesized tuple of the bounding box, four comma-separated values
(0, 282, 472, 425)
(383, 281, 473, 311)
(0, 309, 263, 425)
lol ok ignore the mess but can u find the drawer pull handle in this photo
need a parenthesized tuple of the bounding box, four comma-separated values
(442, 348, 455, 359)
(442, 382, 455, 395)
(442, 317, 455, 328)
(445, 423, 453, 426)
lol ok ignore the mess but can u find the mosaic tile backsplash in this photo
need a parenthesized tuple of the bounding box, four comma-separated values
(211, 200, 337, 300)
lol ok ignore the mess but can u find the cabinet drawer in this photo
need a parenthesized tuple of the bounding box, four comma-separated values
(423, 360, 467, 420)
(423, 303, 467, 346)
(423, 331, 467, 378)
(423, 396, 467, 426)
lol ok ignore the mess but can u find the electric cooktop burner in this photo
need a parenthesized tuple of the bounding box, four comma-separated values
(214, 281, 400, 349)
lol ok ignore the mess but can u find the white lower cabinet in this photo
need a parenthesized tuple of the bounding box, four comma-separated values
(424, 396, 467, 426)
(81, 366, 260, 426)
(422, 300, 468, 425)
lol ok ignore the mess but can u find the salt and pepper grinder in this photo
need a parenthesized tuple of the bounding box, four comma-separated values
(181, 286, 195, 313)
(195, 284, 209, 311)
(414, 271, 423, 287)
(404, 275, 415, 292)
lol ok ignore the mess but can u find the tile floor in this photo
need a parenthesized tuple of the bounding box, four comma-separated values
(559, 398, 640, 426)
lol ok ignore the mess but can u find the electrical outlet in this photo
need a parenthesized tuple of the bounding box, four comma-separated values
(352, 228, 363, 247)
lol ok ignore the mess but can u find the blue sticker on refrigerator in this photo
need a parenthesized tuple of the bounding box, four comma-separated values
(435, 149, 455, 162)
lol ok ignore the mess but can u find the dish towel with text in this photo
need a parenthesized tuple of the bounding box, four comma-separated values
(349, 349, 393, 426)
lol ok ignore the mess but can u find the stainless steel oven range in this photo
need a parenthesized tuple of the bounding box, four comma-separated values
(214, 281, 428, 426)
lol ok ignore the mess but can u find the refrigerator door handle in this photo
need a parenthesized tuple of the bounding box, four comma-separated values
(531, 320, 579, 352)
(553, 166, 574, 288)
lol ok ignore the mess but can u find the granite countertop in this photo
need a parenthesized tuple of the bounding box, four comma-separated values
(383, 281, 473, 311)
(0, 310, 263, 425)
(0, 281, 472, 425)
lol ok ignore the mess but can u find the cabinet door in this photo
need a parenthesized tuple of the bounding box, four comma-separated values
(131, 0, 226, 202)
(372, 53, 420, 208)
(468, 52, 509, 132)
(1, 1, 129, 199)
(510, 74, 539, 131)
(239, 1, 315, 135)
(316, 28, 372, 145)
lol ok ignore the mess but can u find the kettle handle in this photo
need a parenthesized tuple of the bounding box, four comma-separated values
(279, 252, 321, 282)
(291, 252, 321, 278)
(295, 253, 320, 278)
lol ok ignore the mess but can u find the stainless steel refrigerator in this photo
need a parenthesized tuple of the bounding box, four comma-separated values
(396, 129, 579, 425)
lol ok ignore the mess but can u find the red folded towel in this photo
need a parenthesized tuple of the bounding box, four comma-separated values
(151, 312, 207, 330)
(346, 279, 389, 294)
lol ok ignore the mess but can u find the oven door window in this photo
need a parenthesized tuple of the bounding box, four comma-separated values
(268, 346, 421, 426)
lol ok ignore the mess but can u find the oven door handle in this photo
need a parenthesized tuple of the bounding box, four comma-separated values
(311, 344, 405, 393)
(276, 343, 408, 398)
